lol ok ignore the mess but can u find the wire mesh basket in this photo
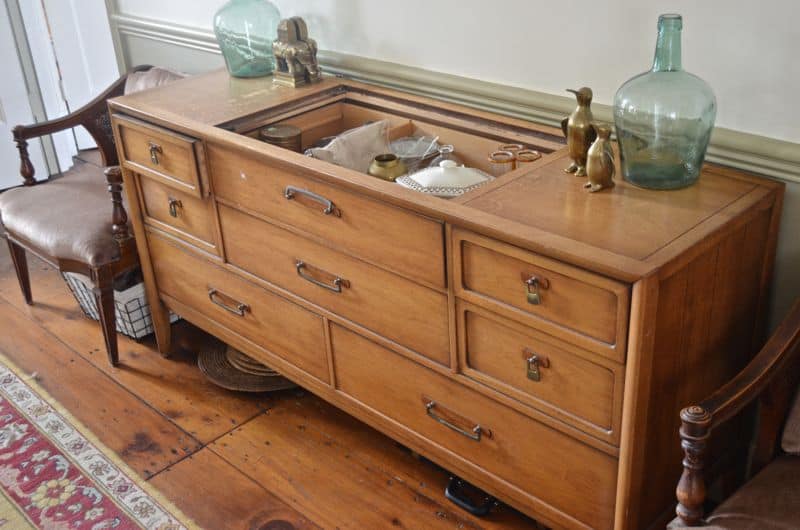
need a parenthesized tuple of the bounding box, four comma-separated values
(61, 272, 179, 340)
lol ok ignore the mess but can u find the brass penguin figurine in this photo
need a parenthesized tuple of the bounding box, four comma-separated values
(585, 125, 615, 192)
(561, 87, 596, 176)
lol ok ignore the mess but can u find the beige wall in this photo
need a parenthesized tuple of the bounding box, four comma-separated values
(108, 0, 799, 326)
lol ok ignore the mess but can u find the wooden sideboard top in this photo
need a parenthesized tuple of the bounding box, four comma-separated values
(110, 69, 783, 282)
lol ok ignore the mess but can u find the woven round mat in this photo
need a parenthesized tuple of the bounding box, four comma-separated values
(198, 343, 297, 393)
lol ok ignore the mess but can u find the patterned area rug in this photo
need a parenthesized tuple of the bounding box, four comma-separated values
(0, 353, 197, 529)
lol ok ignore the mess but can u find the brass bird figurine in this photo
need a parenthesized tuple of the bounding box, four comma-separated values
(561, 87, 596, 176)
(585, 124, 615, 193)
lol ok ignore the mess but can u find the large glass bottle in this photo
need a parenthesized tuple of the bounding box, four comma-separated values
(213, 0, 281, 78)
(614, 14, 716, 189)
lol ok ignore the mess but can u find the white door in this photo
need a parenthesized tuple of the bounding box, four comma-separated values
(0, 2, 46, 190)
(40, 0, 119, 150)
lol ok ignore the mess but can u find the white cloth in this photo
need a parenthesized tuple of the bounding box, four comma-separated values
(124, 67, 186, 95)
(307, 120, 390, 173)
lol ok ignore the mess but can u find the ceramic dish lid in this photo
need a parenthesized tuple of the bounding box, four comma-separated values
(396, 160, 494, 198)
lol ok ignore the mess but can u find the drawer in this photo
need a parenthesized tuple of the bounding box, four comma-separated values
(147, 230, 329, 383)
(139, 176, 219, 255)
(458, 301, 623, 444)
(453, 228, 629, 361)
(114, 114, 207, 197)
(331, 324, 617, 529)
(207, 143, 445, 288)
(219, 204, 450, 365)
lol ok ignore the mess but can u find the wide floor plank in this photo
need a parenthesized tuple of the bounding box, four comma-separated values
(151, 447, 319, 529)
(0, 297, 200, 478)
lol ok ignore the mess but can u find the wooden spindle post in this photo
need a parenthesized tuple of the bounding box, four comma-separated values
(105, 167, 130, 241)
(13, 127, 36, 186)
(675, 405, 712, 526)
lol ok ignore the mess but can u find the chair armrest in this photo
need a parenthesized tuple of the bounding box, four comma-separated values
(675, 299, 800, 526)
(11, 65, 152, 185)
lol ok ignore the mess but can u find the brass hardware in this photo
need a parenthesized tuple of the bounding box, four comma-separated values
(368, 153, 407, 182)
(167, 197, 182, 218)
(561, 87, 596, 177)
(425, 400, 483, 442)
(524, 275, 549, 305)
(272, 17, 322, 88)
(208, 288, 250, 316)
(585, 124, 616, 193)
(295, 260, 349, 293)
(284, 186, 341, 217)
(523, 348, 550, 382)
(148, 141, 163, 165)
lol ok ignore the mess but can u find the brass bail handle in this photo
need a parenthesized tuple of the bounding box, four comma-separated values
(523, 348, 550, 382)
(168, 197, 182, 218)
(148, 141, 163, 165)
(524, 275, 549, 305)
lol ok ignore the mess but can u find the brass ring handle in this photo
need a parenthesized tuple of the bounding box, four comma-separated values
(207, 288, 250, 316)
(148, 141, 163, 165)
(295, 260, 349, 293)
(284, 186, 341, 217)
(425, 401, 483, 442)
(167, 197, 182, 218)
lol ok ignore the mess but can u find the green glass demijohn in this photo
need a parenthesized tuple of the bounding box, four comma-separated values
(614, 14, 716, 189)
(214, 0, 281, 78)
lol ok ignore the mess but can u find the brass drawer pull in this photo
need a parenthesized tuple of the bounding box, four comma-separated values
(423, 398, 485, 442)
(167, 197, 182, 218)
(523, 348, 550, 382)
(284, 185, 341, 217)
(295, 260, 350, 293)
(208, 288, 250, 316)
(523, 275, 550, 305)
(148, 141, 163, 165)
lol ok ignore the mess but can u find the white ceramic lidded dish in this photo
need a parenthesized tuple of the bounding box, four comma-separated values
(396, 160, 494, 198)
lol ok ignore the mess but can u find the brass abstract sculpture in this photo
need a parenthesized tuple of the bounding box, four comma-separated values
(272, 17, 322, 87)
(561, 87, 596, 176)
(585, 125, 615, 193)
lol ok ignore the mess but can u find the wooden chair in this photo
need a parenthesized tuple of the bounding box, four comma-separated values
(0, 65, 174, 366)
(673, 299, 800, 528)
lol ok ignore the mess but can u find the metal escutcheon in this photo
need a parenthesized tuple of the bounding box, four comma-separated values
(524, 275, 549, 305)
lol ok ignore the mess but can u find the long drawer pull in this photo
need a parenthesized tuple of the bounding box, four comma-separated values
(284, 185, 341, 217)
(207, 288, 250, 316)
(295, 260, 350, 293)
(424, 399, 484, 442)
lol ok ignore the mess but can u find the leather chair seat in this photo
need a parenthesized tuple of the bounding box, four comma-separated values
(699, 455, 800, 529)
(0, 163, 122, 267)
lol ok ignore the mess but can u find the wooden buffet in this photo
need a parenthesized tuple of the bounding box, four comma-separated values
(109, 70, 783, 530)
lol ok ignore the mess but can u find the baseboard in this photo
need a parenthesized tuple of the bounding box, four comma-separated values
(109, 12, 800, 184)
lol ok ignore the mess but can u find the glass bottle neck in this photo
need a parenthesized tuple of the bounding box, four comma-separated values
(652, 17, 682, 72)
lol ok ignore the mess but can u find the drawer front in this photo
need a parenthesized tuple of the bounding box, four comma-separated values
(453, 228, 629, 361)
(147, 231, 329, 383)
(208, 143, 445, 288)
(219, 205, 450, 365)
(114, 114, 207, 197)
(331, 324, 617, 529)
(139, 176, 219, 254)
(459, 302, 623, 443)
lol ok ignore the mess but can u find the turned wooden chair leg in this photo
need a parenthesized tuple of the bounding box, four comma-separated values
(92, 268, 119, 366)
(6, 240, 32, 305)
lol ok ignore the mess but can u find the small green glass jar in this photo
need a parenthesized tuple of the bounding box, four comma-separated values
(614, 14, 717, 189)
(213, 0, 281, 78)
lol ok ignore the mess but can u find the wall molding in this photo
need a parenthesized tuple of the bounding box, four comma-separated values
(110, 12, 800, 184)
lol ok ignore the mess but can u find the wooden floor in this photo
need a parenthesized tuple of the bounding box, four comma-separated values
(0, 154, 540, 529)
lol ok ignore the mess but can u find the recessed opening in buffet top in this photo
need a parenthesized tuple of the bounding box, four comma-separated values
(218, 87, 565, 193)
